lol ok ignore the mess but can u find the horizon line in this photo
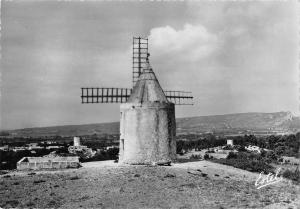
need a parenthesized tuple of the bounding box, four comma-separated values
(1, 110, 296, 132)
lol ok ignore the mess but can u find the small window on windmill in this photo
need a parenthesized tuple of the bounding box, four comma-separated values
(121, 139, 124, 151)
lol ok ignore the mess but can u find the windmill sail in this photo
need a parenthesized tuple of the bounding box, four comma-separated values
(132, 37, 148, 87)
(81, 88, 131, 103)
(164, 91, 193, 105)
(81, 88, 193, 105)
(81, 36, 194, 105)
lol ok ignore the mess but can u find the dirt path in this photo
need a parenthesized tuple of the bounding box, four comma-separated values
(0, 160, 299, 208)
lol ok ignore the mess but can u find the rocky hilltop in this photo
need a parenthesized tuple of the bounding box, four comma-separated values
(0, 160, 299, 208)
(4, 112, 299, 137)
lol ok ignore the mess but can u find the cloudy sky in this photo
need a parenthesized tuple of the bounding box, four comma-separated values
(1, 0, 299, 130)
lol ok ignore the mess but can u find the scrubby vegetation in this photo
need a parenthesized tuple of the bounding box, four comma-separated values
(81, 147, 119, 162)
(210, 150, 300, 183)
(176, 133, 299, 158)
(282, 167, 300, 184)
(212, 152, 274, 173)
(176, 133, 299, 183)
(233, 134, 300, 158)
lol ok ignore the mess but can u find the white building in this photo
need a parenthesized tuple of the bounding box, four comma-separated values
(245, 145, 261, 153)
(74, 137, 81, 146)
(227, 139, 234, 146)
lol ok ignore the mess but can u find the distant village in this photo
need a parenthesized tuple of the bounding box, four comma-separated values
(0, 134, 119, 170)
(0, 132, 298, 177)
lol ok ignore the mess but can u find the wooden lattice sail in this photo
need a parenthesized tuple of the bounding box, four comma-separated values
(81, 37, 193, 105)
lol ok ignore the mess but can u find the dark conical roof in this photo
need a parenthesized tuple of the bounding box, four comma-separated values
(127, 59, 168, 104)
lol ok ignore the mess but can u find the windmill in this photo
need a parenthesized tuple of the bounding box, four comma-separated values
(81, 37, 193, 105)
(81, 37, 194, 165)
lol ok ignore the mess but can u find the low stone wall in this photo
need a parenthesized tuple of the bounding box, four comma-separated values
(17, 157, 80, 170)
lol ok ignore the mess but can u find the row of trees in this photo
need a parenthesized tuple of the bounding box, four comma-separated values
(176, 134, 226, 153)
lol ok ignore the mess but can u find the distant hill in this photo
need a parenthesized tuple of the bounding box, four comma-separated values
(4, 111, 300, 137)
(176, 111, 299, 135)
(6, 122, 120, 137)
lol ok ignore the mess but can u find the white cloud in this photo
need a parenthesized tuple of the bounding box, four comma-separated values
(149, 24, 220, 62)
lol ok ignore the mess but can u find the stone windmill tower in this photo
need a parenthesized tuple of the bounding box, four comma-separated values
(81, 37, 193, 165)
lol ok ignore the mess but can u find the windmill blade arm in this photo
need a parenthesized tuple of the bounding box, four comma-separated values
(81, 88, 132, 104)
(164, 90, 194, 105)
(132, 37, 148, 87)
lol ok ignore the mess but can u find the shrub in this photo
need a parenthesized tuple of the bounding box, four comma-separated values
(0, 170, 8, 175)
(25, 201, 35, 207)
(164, 174, 176, 178)
(69, 176, 80, 180)
(223, 145, 234, 150)
(204, 154, 209, 160)
(227, 152, 237, 159)
(264, 151, 278, 163)
(190, 154, 202, 160)
(235, 145, 246, 152)
(212, 152, 274, 173)
(5, 200, 19, 208)
(81, 147, 119, 162)
(33, 179, 46, 184)
(282, 167, 300, 183)
(28, 172, 36, 176)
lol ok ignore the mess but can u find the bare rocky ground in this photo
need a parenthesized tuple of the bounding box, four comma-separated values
(0, 160, 299, 209)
